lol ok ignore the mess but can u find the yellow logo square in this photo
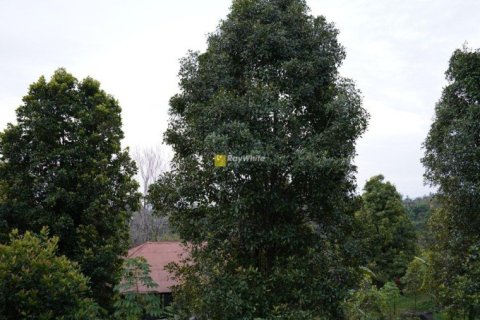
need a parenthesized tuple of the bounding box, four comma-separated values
(214, 154, 227, 167)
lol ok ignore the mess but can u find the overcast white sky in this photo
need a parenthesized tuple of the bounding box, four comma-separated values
(1, 0, 479, 197)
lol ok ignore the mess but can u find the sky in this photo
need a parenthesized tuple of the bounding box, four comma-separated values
(1, 0, 479, 198)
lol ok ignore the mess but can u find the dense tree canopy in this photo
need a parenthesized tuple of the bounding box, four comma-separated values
(0, 69, 140, 311)
(403, 195, 433, 249)
(422, 47, 480, 318)
(0, 228, 99, 319)
(355, 175, 416, 283)
(149, 0, 368, 318)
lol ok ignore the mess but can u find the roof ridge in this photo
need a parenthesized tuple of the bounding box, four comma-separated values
(127, 242, 149, 257)
(128, 241, 183, 257)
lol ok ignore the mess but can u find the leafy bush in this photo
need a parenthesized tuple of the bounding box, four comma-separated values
(0, 228, 100, 319)
(345, 274, 402, 320)
(345, 275, 386, 319)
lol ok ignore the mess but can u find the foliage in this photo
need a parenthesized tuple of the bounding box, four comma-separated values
(403, 195, 434, 249)
(114, 257, 166, 320)
(0, 69, 141, 311)
(345, 276, 403, 319)
(428, 209, 480, 318)
(149, 0, 369, 318)
(379, 282, 401, 318)
(395, 294, 437, 318)
(449, 242, 480, 318)
(344, 275, 386, 320)
(0, 228, 100, 319)
(401, 256, 432, 313)
(356, 175, 417, 283)
(422, 46, 480, 318)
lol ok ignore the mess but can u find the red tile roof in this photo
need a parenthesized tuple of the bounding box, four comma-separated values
(127, 241, 186, 293)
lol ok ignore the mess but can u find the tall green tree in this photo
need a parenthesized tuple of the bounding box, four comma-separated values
(355, 175, 416, 283)
(0, 69, 140, 311)
(422, 47, 480, 318)
(0, 228, 100, 319)
(149, 0, 368, 318)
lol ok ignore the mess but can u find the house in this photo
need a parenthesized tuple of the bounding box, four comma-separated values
(126, 241, 186, 305)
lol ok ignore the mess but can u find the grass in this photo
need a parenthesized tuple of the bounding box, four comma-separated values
(394, 294, 448, 319)
(397, 293, 435, 312)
